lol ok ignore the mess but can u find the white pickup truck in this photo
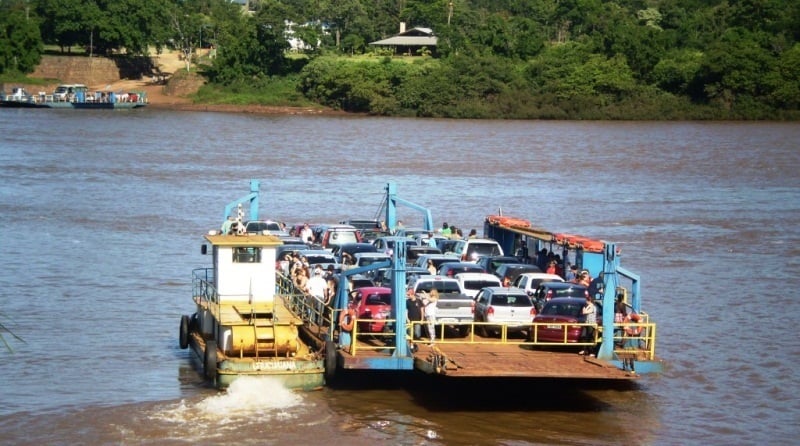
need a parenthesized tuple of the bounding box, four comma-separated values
(409, 275, 474, 337)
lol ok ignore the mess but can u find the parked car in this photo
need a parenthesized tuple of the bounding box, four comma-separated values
(512, 272, 565, 296)
(531, 282, 589, 311)
(350, 286, 392, 333)
(412, 233, 448, 247)
(437, 239, 461, 255)
(409, 275, 473, 336)
(244, 220, 289, 236)
(413, 253, 461, 271)
(299, 250, 339, 270)
(332, 242, 378, 265)
(340, 219, 381, 231)
(372, 235, 406, 256)
(476, 255, 521, 276)
(452, 238, 504, 262)
(494, 263, 543, 283)
(342, 274, 377, 292)
(455, 272, 502, 298)
(314, 224, 363, 251)
(438, 261, 487, 277)
(473, 287, 537, 337)
(531, 297, 601, 343)
(350, 252, 391, 277)
(407, 245, 442, 263)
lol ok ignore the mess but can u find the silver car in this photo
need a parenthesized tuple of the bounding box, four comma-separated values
(473, 287, 536, 337)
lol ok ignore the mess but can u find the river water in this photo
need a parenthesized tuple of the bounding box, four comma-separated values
(0, 109, 798, 445)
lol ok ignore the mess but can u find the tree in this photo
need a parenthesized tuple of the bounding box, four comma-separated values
(0, 1, 43, 74)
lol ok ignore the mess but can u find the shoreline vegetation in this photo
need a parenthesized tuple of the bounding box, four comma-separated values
(3, 0, 798, 120)
(5, 50, 799, 120)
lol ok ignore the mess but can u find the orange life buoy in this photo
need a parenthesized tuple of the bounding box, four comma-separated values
(624, 313, 643, 336)
(339, 308, 356, 332)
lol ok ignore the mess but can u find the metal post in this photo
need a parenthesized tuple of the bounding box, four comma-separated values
(597, 242, 617, 360)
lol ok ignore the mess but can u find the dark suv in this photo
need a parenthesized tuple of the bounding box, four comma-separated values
(493, 263, 542, 283)
(531, 282, 588, 311)
(476, 255, 521, 276)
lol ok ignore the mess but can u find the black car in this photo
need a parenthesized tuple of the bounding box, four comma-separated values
(407, 245, 442, 263)
(531, 282, 589, 311)
(331, 242, 378, 265)
(438, 261, 487, 277)
(476, 255, 522, 276)
(493, 263, 542, 283)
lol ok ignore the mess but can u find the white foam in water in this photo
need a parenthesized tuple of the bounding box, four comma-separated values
(152, 377, 305, 430)
(197, 376, 303, 417)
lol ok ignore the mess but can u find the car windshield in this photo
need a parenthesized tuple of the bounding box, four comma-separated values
(365, 293, 391, 305)
(468, 243, 502, 258)
(329, 231, 358, 245)
(417, 282, 462, 296)
(358, 256, 388, 267)
(305, 254, 334, 264)
(249, 221, 280, 230)
(462, 280, 500, 290)
(541, 302, 583, 317)
(492, 294, 532, 307)
(552, 287, 586, 298)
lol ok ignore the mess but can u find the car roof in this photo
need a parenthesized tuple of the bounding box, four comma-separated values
(455, 272, 501, 280)
(355, 252, 390, 258)
(482, 286, 528, 295)
(301, 249, 335, 256)
(517, 272, 564, 280)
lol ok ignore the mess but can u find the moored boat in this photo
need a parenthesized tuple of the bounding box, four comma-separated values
(180, 229, 325, 390)
(1, 84, 147, 109)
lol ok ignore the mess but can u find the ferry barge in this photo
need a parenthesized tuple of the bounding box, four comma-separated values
(180, 180, 661, 389)
(1, 84, 147, 109)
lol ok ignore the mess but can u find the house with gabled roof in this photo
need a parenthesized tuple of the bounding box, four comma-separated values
(369, 23, 437, 56)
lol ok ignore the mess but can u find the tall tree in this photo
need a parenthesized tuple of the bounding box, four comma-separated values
(0, 1, 43, 74)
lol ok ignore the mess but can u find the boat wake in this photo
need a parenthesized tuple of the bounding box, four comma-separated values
(197, 376, 304, 416)
(150, 377, 307, 439)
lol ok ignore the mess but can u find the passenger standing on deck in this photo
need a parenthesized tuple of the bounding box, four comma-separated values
(578, 270, 591, 287)
(579, 294, 597, 356)
(468, 228, 477, 239)
(427, 259, 437, 275)
(424, 289, 439, 343)
(441, 222, 451, 237)
(614, 293, 627, 347)
(221, 216, 235, 235)
(546, 261, 557, 275)
(308, 266, 328, 303)
(427, 232, 438, 248)
(589, 272, 605, 299)
(406, 288, 425, 340)
(565, 264, 577, 281)
(300, 223, 313, 244)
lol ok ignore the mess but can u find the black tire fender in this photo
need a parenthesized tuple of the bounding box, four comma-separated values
(204, 340, 217, 379)
(324, 340, 337, 380)
(179, 315, 190, 349)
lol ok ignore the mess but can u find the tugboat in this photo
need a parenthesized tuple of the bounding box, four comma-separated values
(179, 209, 325, 390)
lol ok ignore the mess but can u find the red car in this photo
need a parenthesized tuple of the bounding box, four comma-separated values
(531, 297, 600, 343)
(350, 286, 393, 333)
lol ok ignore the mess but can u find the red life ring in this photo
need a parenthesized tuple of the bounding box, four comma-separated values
(624, 313, 643, 336)
(339, 308, 356, 332)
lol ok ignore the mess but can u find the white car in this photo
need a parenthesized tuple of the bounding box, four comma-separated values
(512, 272, 564, 296)
(452, 238, 504, 262)
(454, 272, 502, 298)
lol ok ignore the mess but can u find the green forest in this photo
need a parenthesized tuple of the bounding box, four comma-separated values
(2, 0, 799, 119)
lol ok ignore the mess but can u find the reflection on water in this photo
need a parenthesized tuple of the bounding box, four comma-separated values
(0, 110, 798, 444)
